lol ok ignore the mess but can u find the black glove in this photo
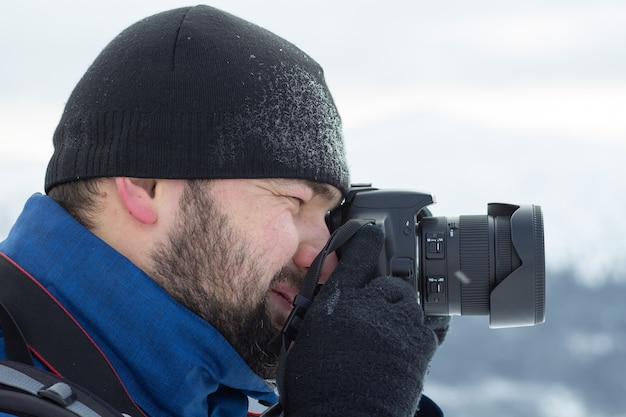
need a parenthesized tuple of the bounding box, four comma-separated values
(282, 225, 443, 417)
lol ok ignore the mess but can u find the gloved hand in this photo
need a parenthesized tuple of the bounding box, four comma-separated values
(282, 224, 444, 417)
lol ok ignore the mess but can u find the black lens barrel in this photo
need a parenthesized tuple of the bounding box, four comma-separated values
(420, 204, 545, 328)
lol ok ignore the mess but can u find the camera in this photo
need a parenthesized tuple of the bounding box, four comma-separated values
(327, 184, 545, 328)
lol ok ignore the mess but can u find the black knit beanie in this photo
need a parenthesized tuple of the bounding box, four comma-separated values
(45, 5, 349, 194)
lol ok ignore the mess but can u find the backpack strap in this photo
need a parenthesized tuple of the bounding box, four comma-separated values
(0, 359, 131, 417)
(0, 252, 146, 417)
(0, 301, 33, 366)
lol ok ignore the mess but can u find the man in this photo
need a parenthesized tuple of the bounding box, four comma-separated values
(0, 5, 448, 416)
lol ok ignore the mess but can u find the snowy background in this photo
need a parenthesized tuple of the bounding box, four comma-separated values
(1, 1, 625, 416)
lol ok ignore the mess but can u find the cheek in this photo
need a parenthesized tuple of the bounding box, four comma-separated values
(252, 212, 299, 271)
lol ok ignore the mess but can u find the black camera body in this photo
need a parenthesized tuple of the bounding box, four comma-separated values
(327, 184, 545, 328)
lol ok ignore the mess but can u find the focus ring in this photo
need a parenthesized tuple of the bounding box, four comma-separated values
(459, 215, 491, 315)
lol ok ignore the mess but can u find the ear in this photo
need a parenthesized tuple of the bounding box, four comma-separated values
(115, 177, 158, 224)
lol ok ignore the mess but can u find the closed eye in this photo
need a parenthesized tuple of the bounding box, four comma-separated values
(287, 196, 305, 206)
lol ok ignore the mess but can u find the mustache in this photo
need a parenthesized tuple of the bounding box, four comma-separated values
(271, 267, 305, 289)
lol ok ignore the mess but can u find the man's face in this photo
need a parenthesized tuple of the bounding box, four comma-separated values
(147, 178, 342, 379)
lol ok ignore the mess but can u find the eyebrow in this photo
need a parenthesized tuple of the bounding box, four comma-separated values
(302, 180, 343, 207)
(268, 178, 343, 207)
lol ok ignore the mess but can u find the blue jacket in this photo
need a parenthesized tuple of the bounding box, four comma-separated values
(0, 194, 277, 416)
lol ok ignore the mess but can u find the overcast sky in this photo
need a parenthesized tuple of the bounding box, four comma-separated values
(1, 0, 625, 285)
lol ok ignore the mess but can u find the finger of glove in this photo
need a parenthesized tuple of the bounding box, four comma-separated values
(355, 276, 427, 335)
(324, 224, 384, 292)
(424, 315, 451, 345)
(365, 275, 419, 305)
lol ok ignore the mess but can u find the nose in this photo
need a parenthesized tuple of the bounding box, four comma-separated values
(292, 227, 338, 284)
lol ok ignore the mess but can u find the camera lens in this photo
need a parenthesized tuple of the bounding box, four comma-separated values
(419, 204, 545, 328)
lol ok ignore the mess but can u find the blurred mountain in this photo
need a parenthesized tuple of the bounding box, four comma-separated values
(425, 268, 626, 417)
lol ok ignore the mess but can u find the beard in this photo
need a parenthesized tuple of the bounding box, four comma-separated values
(147, 180, 301, 379)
